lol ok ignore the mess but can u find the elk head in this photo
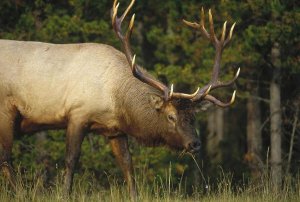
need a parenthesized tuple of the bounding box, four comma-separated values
(111, 0, 239, 154)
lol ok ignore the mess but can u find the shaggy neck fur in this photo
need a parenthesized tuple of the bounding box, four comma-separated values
(115, 75, 167, 147)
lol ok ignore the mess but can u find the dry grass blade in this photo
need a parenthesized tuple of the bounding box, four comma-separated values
(189, 153, 208, 187)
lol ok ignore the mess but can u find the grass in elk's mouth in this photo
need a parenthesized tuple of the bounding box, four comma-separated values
(0, 168, 300, 202)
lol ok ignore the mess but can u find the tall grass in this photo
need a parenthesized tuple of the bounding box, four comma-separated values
(0, 167, 300, 202)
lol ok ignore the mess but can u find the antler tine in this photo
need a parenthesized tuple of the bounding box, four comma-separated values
(208, 9, 218, 44)
(169, 84, 174, 98)
(224, 22, 236, 47)
(200, 7, 205, 29)
(221, 21, 227, 43)
(190, 84, 211, 101)
(172, 87, 200, 100)
(191, 66, 239, 102)
(120, 0, 135, 22)
(199, 7, 210, 39)
(112, 1, 119, 26)
(182, 19, 200, 29)
(204, 90, 236, 108)
(182, 7, 211, 39)
(210, 67, 240, 90)
(128, 13, 135, 35)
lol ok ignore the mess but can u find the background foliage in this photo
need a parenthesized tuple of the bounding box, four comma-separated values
(0, 0, 299, 192)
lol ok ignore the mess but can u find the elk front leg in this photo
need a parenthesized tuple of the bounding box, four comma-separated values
(63, 121, 85, 195)
(109, 135, 137, 200)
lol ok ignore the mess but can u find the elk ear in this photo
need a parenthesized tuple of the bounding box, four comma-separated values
(149, 94, 164, 110)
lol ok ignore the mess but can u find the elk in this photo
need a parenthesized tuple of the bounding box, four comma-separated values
(0, 0, 239, 199)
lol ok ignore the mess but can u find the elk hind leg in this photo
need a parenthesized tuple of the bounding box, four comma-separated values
(0, 110, 16, 190)
(63, 120, 85, 195)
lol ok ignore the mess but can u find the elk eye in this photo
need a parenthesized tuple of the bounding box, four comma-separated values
(168, 114, 177, 122)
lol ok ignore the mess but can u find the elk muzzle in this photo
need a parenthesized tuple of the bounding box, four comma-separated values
(185, 139, 201, 153)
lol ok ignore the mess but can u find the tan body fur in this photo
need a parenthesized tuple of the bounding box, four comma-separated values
(0, 40, 200, 199)
(0, 40, 132, 134)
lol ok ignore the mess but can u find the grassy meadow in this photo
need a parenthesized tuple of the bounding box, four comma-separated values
(1, 167, 300, 202)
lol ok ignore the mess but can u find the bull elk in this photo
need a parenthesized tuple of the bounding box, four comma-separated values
(0, 0, 239, 199)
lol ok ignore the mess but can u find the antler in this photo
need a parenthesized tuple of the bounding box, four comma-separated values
(183, 8, 240, 107)
(111, 0, 199, 101)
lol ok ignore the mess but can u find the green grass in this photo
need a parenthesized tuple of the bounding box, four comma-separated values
(1, 169, 300, 202)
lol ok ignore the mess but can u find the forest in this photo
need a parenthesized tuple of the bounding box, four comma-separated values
(0, 0, 299, 201)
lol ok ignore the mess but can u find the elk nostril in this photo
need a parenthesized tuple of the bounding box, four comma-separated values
(188, 140, 201, 152)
